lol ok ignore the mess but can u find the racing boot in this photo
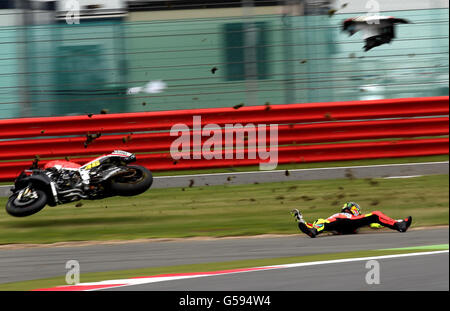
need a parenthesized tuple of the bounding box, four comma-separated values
(291, 209, 318, 238)
(395, 216, 412, 232)
(291, 209, 303, 222)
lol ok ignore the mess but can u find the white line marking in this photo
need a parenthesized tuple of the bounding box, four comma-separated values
(384, 175, 423, 179)
(153, 161, 449, 179)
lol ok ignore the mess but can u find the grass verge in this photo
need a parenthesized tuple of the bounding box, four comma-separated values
(0, 174, 448, 245)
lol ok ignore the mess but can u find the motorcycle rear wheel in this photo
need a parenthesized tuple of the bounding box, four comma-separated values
(6, 189, 47, 217)
(109, 165, 153, 196)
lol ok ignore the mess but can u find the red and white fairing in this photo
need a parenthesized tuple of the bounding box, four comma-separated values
(44, 150, 132, 171)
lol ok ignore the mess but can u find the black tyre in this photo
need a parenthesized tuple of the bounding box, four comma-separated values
(6, 189, 47, 217)
(109, 165, 153, 196)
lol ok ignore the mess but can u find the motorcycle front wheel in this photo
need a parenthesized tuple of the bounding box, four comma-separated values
(6, 188, 47, 217)
(109, 165, 153, 196)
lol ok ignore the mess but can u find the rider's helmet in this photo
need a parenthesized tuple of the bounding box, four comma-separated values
(341, 202, 361, 216)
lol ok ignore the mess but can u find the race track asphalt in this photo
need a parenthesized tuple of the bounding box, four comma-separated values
(103, 252, 449, 291)
(0, 227, 447, 285)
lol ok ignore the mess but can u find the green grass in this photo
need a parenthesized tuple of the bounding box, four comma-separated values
(0, 174, 448, 245)
(0, 246, 446, 291)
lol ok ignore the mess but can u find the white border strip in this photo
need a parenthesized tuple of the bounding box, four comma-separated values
(154, 161, 449, 179)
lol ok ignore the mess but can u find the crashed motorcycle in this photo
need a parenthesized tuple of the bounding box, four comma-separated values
(6, 150, 153, 217)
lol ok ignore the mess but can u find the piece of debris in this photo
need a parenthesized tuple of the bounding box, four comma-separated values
(233, 103, 245, 110)
(324, 112, 336, 121)
(345, 169, 355, 180)
(122, 134, 132, 144)
(84, 132, 102, 148)
(300, 59, 307, 64)
(100, 109, 108, 114)
(300, 195, 314, 201)
(328, 9, 337, 17)
(30, 155, 40, 169)
(369, 179, 379, 186)
(211, 67, 218, 74)
(342, 16, 410, 52)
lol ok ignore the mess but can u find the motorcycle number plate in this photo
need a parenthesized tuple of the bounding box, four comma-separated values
(84, 160, 100, 170)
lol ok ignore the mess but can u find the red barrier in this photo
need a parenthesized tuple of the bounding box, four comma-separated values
(0, 96, 448, 181)
(0, 117, 448, 161)
(0, 96, 448, 139)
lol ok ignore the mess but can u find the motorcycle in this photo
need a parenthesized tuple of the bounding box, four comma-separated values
(6, 150, 153, 217)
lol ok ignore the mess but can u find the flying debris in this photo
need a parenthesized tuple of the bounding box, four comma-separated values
(328, 9, 337, 17)
(84, 132, 102, 148)
(342, 16, 410, 51)
(127, 80, 167, 95)
(233, 103, 245, 110)
(31, 155, 40, 169)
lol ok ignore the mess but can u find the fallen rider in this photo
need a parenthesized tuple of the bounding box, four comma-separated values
(291, 202, 412, 238)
